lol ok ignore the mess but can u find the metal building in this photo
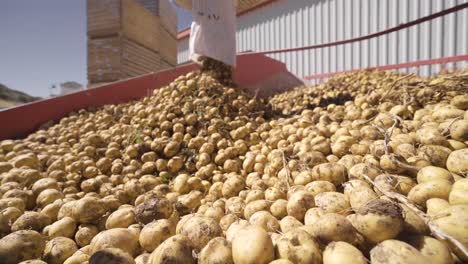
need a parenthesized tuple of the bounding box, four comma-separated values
(177, 0, 468, 82)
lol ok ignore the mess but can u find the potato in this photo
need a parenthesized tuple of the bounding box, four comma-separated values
(41, 199, 64, 222)
(407, 180, 452, 207)
(0, 230, 46, 264)
(449, 178, 468, 205)
(311, 163, 348, 186)
(417, 166, 454, 183)
(0, 207, 22, 233)
(90, 228, 139, 256)
(135, 253, 151, 264)
(11, 211, 51, 232)
(450, 120, 468, 141)
(432, 107, 464, 122)
(72, 197, 108, 224)
(139, 219, 175, 252)
(175, 190, 203, 214)
(245, 189, 265, 203)
(304, 207, 325, 226)
(349, 199, 403, 243)
(89, 248, 136, 264)
(150, 235, 195, 264)
(43, 237, 78, 264)
(244, 199, 271, 220)
(416, 127, 448, 146)
(199, 237, 234, 264)
(176, 215, 222, 251)
(432, 204, 468, 255)
(0, 197, 25, 212)
(75, 224, 99, 247)
(426, 198, 450, 216)
(287, 191, 315, 222)
(270, 199, 288, 219)
(304, 180, 336, 196)
(451, 94, 468, 110)
(419, 145, 452, 168)
(36, 189, 64, 208)
(106, 207, 136, 229)
(323, 241, 366, 264)
(348, 163, 381, 180)
(47, 216, 77, 238)
(135, 197, 173, 224)
(222, 174, 245, 198)
(219, 214, 238, 231)
(407, 236, 453, 264)
(225, 197, 245, 217)
(249, 210, 280, 232)
(370, 240, 428, 264)
(226, 219, 250, 242)
(18, 260, 47, 264)
(347, 187, 378, 211)
(31, 178, 59, 196)
(446, 148, 468, 175)
(264, 187, 286, 201)
(312, 213, 358, 244)
(232, 226, 274, 264)
(400, 203, 429, 235)
(57, 200, 77, 220)
(204, 206, 225, 222)
(276, 229, 322, 264)
(314, 192, 351, 215)
(269, 260, 294, 264)
(373, 174, 416, 195)
(280, 216, 303, 233)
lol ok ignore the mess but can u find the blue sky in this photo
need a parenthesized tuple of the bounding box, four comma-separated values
(0, 0, 192, 98)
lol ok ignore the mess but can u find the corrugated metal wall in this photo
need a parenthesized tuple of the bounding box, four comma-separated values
(178, 0, 468, 80)
(178, 36, 190, 63)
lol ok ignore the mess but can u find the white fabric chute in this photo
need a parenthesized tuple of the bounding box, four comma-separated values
(175, 0, 237, 67)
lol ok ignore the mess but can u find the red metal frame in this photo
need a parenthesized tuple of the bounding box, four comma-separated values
(304, 54, 468, 81)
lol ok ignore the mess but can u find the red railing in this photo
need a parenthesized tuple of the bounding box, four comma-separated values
(304, 54, 468, 82)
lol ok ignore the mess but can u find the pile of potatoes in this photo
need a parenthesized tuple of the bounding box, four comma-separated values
(0, 68, 467, 264)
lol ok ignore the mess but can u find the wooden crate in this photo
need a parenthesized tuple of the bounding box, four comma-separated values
(158, 0, 177, 37)
(135, 0, 159, 15)
(158, 25, 178, 66)
(88, 0, 159, 51)
(88, 36, 175, 84)
(87, 36, 122, 83)
(122, 0, 159, 52)
(87, 0, 121, 37)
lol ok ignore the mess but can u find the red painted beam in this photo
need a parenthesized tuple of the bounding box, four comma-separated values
(0, 53, 296, 140)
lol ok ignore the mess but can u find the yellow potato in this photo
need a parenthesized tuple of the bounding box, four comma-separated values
(323, 241, 366, 264)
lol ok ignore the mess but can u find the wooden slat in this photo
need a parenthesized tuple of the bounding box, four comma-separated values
(122, 0, 159, 52)
(121, 37, 173, 76)
(87, 0, 121, 37)
(237, 0, 270, 13)
(87, 37, 122, 83)
(135, 0, 159, 15)
(158, 0, 177, 37)
(158, 26, 177, 65)
(122, 38, 162, 70)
